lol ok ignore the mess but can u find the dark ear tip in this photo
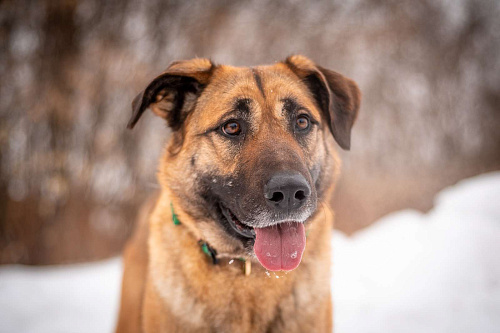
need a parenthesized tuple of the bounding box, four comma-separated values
(127, 91, 146, 130)
(333, 131, 351, 150)
(339, 141, 351, 151)
(126, 109, 140, 129)
(126, 120, 136, 130)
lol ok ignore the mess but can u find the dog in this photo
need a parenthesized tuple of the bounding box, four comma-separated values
(115, 55, 361, 333)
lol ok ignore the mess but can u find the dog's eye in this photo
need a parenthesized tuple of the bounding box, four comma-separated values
(295, 115, 310, 132)
(221, 120, 241, 136)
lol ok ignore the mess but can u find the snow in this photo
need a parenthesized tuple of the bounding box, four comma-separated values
(1, 172, 499, 333)
(333, 172, 500, 333)
(0, 258, 122, 333)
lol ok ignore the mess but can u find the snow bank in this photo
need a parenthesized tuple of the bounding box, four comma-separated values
(0, 172, 499, 333)
(333, 172, 500, 333)
(0, 258, 122, 333)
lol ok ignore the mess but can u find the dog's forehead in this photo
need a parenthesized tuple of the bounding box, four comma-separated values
(192, 63, 321, 129)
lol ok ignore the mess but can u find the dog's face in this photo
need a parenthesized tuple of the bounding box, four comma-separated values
(129, 55, 360, 271)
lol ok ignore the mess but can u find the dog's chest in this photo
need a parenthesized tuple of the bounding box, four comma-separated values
(152, 260, 329, 333)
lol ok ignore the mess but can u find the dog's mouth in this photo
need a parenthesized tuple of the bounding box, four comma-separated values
(218, 202, 306, 271)
(219, 203, 255, 239)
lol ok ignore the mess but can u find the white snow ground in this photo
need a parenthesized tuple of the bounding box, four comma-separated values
(0, 172, 499, 333)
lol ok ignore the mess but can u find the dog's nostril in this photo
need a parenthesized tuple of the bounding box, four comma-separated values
(295, 190, 306, 201)
(269, 191, 284, 203)
(264, 172, 311, 211)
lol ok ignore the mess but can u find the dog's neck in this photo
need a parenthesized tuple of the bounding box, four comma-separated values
(168, 199, 254, 275)
(170, 202, 218, 264)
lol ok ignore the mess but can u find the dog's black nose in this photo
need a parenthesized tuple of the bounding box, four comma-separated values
(264, 172, 311, 212)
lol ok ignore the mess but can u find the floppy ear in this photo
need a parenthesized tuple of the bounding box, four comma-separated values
(285, 55, 361, 150)
(127, 58, 215, 130)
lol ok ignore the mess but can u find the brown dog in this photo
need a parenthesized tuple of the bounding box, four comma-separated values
(115, 55, 360, 333)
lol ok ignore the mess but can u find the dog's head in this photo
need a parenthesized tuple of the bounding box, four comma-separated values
(129, 55, 360, 271)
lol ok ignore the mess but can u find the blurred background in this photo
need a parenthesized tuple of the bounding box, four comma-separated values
(1, 0, 499, 265)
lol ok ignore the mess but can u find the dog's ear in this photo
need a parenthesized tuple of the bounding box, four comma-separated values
(285, 55, 361, 150)
(127, 58, 215, 130)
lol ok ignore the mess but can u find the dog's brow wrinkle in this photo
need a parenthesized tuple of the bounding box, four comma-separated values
(234, 98, 251, 114)
(251, 68, 266, 99)
(281, 97, 299, 113)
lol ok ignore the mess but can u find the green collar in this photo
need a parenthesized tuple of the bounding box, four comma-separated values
(170, 202, 218, 265)
(170, 202, 181, 225)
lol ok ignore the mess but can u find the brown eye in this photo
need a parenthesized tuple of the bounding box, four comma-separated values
(295, 115, 310, 131)
(222, 120, 241, 136)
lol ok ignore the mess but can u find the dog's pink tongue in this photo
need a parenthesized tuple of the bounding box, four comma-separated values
(254, 222, 306, 271)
